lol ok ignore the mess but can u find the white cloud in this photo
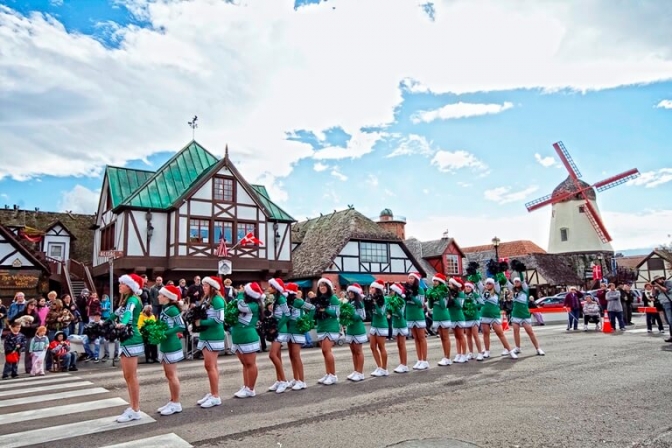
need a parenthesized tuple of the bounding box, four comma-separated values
(2, 0, 672, 187)
(330, 167, 348, 181)
(322, 188, 340, 204)
(313, 162, 329, 172)
(457, 181, 472, 187)
(430, 150, 488, 174)
(384, 189, 396, 197)
(484, 186, 540, 204)
(387, 134, 434, 158)
(411, 101, 513, 123)
(0, 193, 8, 201)
(366, 174, 379, 187)
(656, 100, 672, 109)
(58, 185, 100, 214)
(534, 153, 559, 168)
(627, 168, 672, 188)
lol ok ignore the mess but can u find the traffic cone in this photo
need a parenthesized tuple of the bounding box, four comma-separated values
(501, 312, 510, 331)
(602, 310, 612, 333)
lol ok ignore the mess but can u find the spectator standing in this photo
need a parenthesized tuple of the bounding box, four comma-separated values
(223, 279, 235, 303)
(606, 283, 626, 331)
(620, 283, 635, 326)
(138, 305, 158, 363)
(3, 322, 26, 379)
(88, 293, 102, 320)
(40, 294, 55, 325)
(642, 283, 664, 334)
(19, 299, 40, 374)
(596, 282, 608, 312)
(29, 326, 49, 376)
(149, 277, 164, 317)
(100, 294, 112, 320)
(7, 292, 26, 323)
(529, 295, 544, 325)
(651, 275, 672, 342)
(76, 289, 91, 327)
(139, 275, 151, 306)
(187, 276, 204, 306)
(0, 301, 7, 347)
(563, 286, 582, 331)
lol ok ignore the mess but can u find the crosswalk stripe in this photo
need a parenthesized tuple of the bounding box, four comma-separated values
(0, 373, 74, 383)
(0, 380, 93, 398)
(0, 397, 128, 425)
(0, 412, 155, 448)
(0, 376, 83, 390)
(0, 387, 109, 408)
(100, 432, 193, 448)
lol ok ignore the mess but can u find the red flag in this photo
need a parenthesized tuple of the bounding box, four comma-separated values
(240, 231, 263, 246)
(216, 238, 228, 257)
(592, 264, 602, 280)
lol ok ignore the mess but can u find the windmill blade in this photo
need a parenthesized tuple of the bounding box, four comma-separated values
(553, 141, 582, 180)
(580, 198, 612, 243)
(593, 168, 640, 192)
(525, 188, 582, 212)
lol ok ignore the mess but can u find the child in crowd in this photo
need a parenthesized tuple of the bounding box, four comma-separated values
(3, 322, 27, 379)
(138, 305, 158, 363)
(48, 331, 78, 372)
(30, 326, 49, 376)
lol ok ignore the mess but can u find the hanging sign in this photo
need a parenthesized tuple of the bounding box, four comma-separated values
(218, 259, 232, 276)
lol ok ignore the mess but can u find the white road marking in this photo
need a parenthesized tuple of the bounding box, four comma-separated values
(0, 397, 127, 425)
(0, 387, 109, 408)
(0, 376, 82, 390)
(100, 432, 193, 448)
(0, 380, 93, 398)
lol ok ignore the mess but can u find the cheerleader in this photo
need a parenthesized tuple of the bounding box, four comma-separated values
(114, 274, 145, 423)
(344, 283, 368, 382)
(510, 274, 545, 356)
(389, 283, 410, 374)
(285, 283, 315, 390)
(427, 274, 452, 366)
(314, 278, 341, 385)
(267, 278, 291, 394)
(195, 276, 226, 408)
(155, 284, 186, 416)
(231, 282, 263, 398)
(368, 279, 389, 377)
(405, 273, 428, 370)
(447, 277, 468, 364)
(479, 278, 517, 359)
(462, 282, 484, 361)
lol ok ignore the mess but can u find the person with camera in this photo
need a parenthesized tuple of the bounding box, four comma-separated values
(651, 275, 672, 342)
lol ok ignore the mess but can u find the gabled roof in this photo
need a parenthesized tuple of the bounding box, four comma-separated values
(636, 250, 672, 269)
(290, 208, 419, 278)
(462, 240, 546, 258)
(44, 220, 77, 241)
(0, 225, 50, 272)
(121, 141, 219, 209)
(615, 255, 647, 270)
(404, 238, 437, 276)
(250, 185, 294, 222)
(529, 253, 583, 286)
(106, 166, 154, 208)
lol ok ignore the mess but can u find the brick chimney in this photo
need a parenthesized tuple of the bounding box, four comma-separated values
(375, 208, 406, 239)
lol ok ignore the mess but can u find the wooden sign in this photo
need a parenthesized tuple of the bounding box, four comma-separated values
(0, 270, 41, 289)
(99, 250, 124, 259)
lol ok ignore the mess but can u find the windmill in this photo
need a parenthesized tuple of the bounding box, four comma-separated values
(525, 141, 640, 254)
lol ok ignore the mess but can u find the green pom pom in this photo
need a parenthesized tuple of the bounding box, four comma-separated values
(296, 314, 314, 333)
(467, 272, 482, 283)
(224, 301, 240, 327)
(387, 295, 405, 314)
(462, 298, 478, 320)
(139, 319, 169, 345)
(339, 302, 356, 327)
(496, 272, 508, 285)
(427, 283, 448, 307)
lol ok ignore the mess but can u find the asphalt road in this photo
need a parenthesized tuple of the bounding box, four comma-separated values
(2, 315, 672, 448)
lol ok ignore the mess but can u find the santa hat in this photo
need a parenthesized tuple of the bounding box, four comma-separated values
(269, 278, 288, 296)
(512, 277, 522, 283)
(159, 285, 182, 302)
(370, 279, 385, 291)
(285, 282, 299, 294)
(432, 273, 447, 284)
(390, 283, 405, 298)
(408, 272, 422, 282)
(464, 282, 475, 289)
(119, 274, 144, 295)
(449, 277, 464, 289)
(244, 282, 264, 300)
(485, 278, 495, 285)
(202, 276, 223, 291)
(317, 277, 334, 290)
(347, 283, 363, 296)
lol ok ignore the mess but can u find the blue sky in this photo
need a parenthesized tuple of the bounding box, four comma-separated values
(1, 0, 671, 253)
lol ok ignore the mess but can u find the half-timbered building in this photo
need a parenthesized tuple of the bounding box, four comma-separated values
(90, 141, 294, 291)
(405, 232, 467, 278)
(633, 250, 672, 287)
(0, 224, 51, 303)
(289, 208, 425, 291)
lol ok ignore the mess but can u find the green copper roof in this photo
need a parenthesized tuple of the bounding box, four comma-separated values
(250, 185, 295, 222)
(122, 141, 218, 209)
(106, 166, 154, 208)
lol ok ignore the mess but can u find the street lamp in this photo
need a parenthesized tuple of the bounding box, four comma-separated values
(492, 236, 501, 260)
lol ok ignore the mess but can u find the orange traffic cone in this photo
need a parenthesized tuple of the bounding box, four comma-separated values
(602, 310, 612, 334)
(501, 312, 510, 331)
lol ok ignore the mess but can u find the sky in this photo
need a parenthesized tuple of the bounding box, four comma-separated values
(1, 0, 671, 253)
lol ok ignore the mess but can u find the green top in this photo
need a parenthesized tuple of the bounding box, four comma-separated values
(462, 291, 482, 321)
(119, 295, 143, 347)
(480, 282, 502, 319)
(404, 287, 425, 322)
(511, 279, 531, 319)
(427, 284, 450, 322)
(287, 298, 315, 335)
(231, 296, 260, 345)
(272, 294, 291, 334)
(315, 294, 341, 334)
(370, 295, 388, 329)
(198, 295, 226, 342)
(159, 304, 185, 353)
(448, 290, 466, 322)
(345, 300, 367, 336)
(390, 296, 407, 329)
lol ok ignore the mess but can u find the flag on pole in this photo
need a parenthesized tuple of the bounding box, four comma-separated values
(240, 232, 264, 247)
(216, 238, 229, 257)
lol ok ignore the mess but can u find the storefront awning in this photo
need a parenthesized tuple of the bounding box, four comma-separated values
(294, 279, 313, 288)
(338, 273, 376, 286)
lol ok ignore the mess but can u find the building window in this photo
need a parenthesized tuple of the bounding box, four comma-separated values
(214, 220, 233, 244)
(213, 177, 234, 202)
(100, 223, 115, 251)
(445, 254, 459, 275)
(360, 242, 389, 263)
(189, 219, 210, 244)
(49, 245, 63, 258)
(236, 222, 256, 243)
(560, 228, 568, 242)
(648, 258, 665, 271)
(578, 205, 585, 213)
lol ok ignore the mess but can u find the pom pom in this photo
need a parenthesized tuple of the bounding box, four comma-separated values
(496, 272, 508, 286)
(510, 259, 527, 273)
(140, 319, 169, 345)
(426, 283, 448, 307)
(339, 302, 356, 327)
(462, 298, 478, 320)
(224, 300, 240, 327)
(498, 260, 510, 273)
(466, 261, 480, 276)
(296, 313, 314, 333)
(467, 272, 482, 283)
(486, 258, 500, 276)
(387, 295, 405, 315)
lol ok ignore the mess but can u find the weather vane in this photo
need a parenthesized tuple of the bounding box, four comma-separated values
(188, 115, 198, 140)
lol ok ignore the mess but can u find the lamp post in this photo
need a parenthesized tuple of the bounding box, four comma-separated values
(492, 236, 501, 261)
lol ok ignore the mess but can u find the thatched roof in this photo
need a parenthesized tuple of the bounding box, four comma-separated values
(0, 209, 95, 264)
(528, 253, 583, 286)
(290, 208, 413, 278)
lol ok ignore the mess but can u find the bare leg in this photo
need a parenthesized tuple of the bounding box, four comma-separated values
(492, 322, 513, 351)
(203, 349, 220, 398)
(163, 363, 180, 402)
(376, 336, 388, 369)
(523, 322, 540, 349)
(469, 326, 483, 353)
(370, 336, 382, 368)
(412, 327, 422, 362)
(242, 352, 258, 389)
(351, 343, 364, 372)
(396, 335, 407, 366)
(120, 356, 140, 411)
(321, 338, 336, 375)
(439, 327, 451, 358)
(481, 323, 491, 351)
(513, 323, 521, 348)
(268, 341, 286, 382)
(288, 342, 303, 381)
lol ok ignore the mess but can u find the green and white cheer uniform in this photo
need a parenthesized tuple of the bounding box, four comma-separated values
(159, 303, 186, 364)
(287, 296, 315, 345)
(510, 277, 532, 325)
(197, 295, 226, 352)
(391, 298, 409, 337)
(448, 290, 468, 329)
(315, 294, 341, 342)
(230, 297, 260, 354)
(272, 294, 291, 344)
(369, 295, 389, 337)
(427, 285, 451, 330)
(405, 287, 426, 329)
(462, 291, 482, 328)
(479, 281, 502, 325)
(115, 295, 144, 358)
(345, 300, 368, 344)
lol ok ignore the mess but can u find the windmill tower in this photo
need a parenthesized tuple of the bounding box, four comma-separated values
(525, 141, 640, 254)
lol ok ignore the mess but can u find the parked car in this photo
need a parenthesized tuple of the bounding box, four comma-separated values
(535, 296, 566, 308)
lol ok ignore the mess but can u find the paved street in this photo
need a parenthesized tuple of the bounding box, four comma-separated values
(1, 315, 672, 448)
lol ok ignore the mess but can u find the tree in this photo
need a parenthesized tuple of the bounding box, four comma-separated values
(607, 266, 637, 285)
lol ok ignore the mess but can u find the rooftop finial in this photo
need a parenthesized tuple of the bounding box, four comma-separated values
(225, 144, 229, 159)
(187, 115, 198, 140)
